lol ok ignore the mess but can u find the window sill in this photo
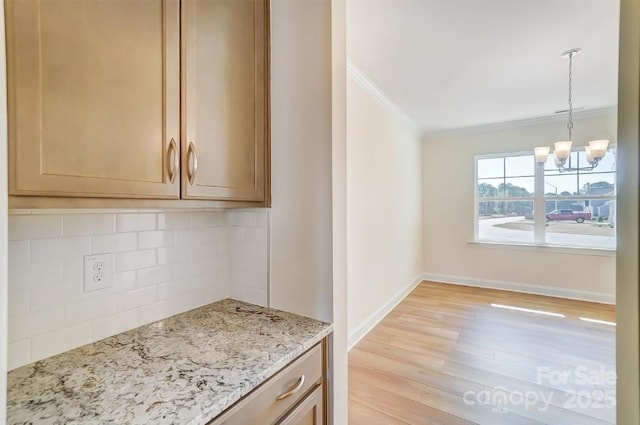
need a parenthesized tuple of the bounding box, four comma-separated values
(469, 240, 616, 257)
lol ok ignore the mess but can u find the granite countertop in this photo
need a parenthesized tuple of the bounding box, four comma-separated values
(7, 299, 333, 425)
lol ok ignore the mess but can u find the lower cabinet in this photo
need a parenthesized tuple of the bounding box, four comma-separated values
(276, 386, 324, 425)
(210, 340, 328, 425)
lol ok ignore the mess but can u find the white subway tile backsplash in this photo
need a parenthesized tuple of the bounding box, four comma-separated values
(91, 232, 137, 254)
(171, 288, 221, 316)
(230, 286, 267, 307)
(7, 209, 269, 369)
(8, 341, 31, 370)
(190, 274, 218, 291)
(256, 209, 269, 228)
(9, 308, 64, 342)
(187, 260, 217, 278)
(214, 256, 229, 272)
(30, 282, 84, 312)
(115, 213, 156, 232)
(62, 258, 84, 283)
(233, 271, 268, 291)
(189, 243, 219, 262)
(228, 211, 257, 227)
(157, 212, 191, 230)
(9, 215, 62, 240)
(138, 230, 174, 249)
(158, 280, 189, 301)
(157, 246, 191, 265)
(228, 210, 269, 307)
(112, 271, 137, 292)
(64, 294, 118, 326)
(136, 265, 173, 288)
(231, 256, 267, 275)
(31, 323, 92, 362)
(63, 214, 115, 236)
(173, 262, 192, 280)
(30, 237, 91, 263)
(175, 227, 216, 247)
(256, 242, 268, 260)
(191, 211, 226, 227)
(8, 289, 29, 317)
(8, 240, 29, 264)
(115, 249, 156, 272)
(117, 286, 158, 312)
(138, 300, 183, 325)
(243, 227, 268, 244)
(9, 261, 63, 289)
(92, 309, 139, 341)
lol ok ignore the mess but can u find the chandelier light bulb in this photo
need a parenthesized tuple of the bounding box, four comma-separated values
(554, 151, 565, 166)
(584, 146, 595, 164)
(588, 139, 610, 160)
(534, 146, 550, 164)
(554, 141, 573, 160)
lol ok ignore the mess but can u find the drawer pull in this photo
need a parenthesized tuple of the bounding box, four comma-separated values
(275, 375, 305, 401)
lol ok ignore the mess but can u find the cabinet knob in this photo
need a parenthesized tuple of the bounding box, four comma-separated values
(187, 141, 198, 185)
(166, 138, 178, 184)
(275, 375, 306, 401)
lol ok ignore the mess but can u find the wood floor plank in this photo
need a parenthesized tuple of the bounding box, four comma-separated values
(351, 363, 546, 425)
(349, 281, 616, 425)
(349, 400, 410, 425)
(371, 323, 495, 357)
(349, 378, 477, 425)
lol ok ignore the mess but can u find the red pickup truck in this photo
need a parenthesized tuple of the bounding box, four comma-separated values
(545, 209, 592, 223)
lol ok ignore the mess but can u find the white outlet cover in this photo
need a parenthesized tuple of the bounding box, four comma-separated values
(84, 253, 113, 292)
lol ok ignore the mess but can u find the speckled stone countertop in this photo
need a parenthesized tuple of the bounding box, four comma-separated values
(7, 299, 332, 425)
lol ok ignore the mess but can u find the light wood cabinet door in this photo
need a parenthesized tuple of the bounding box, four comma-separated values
(277, 386, 324, 425)
(182, 0, 269, 201)
(6, 0, 180, 199)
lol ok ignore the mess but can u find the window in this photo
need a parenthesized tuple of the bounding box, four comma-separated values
(475, 148, 616, 249)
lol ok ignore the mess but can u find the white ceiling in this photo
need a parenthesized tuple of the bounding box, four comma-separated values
(347, 0, 620, 134)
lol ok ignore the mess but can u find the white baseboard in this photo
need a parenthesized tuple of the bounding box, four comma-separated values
(422, 273, 616, 305)
(347, 273, 425, 351)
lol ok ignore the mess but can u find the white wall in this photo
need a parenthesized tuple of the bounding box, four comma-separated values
(0, 0, 8, 417)
(346, 66, 423, 347)
(422, 110, 617, 301)
(269, 0, 334, 323)
(616, 0, 640, 421)
(269, 2, 346, 422)
(331, 0, 348, 422)
(6, 209, 268, 370)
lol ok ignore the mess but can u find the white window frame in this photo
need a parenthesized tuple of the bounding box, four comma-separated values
(474, 150, 617, 251)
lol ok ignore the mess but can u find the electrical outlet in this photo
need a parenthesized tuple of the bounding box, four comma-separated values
(84, 253, 113, 292)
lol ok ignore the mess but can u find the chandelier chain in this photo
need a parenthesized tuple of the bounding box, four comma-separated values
(567, 52, 573, 140)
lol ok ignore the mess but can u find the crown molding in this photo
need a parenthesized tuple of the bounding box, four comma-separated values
(347, 60, 420, 136)
(422, 106, 618, 140)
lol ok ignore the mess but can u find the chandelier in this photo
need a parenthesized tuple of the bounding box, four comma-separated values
(534, 48, 609, 171)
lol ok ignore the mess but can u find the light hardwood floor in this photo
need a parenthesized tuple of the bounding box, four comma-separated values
(348, 281, 616, 425)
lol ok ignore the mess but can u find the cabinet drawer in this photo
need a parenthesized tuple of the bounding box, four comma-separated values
(211, 343, 323, 425)
(276, 385, 324, 425)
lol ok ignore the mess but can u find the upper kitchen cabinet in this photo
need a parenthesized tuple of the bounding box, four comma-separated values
(6, 0, 271, 207)
(6, 0, 181, 199)
(182, 0, 269, 201)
